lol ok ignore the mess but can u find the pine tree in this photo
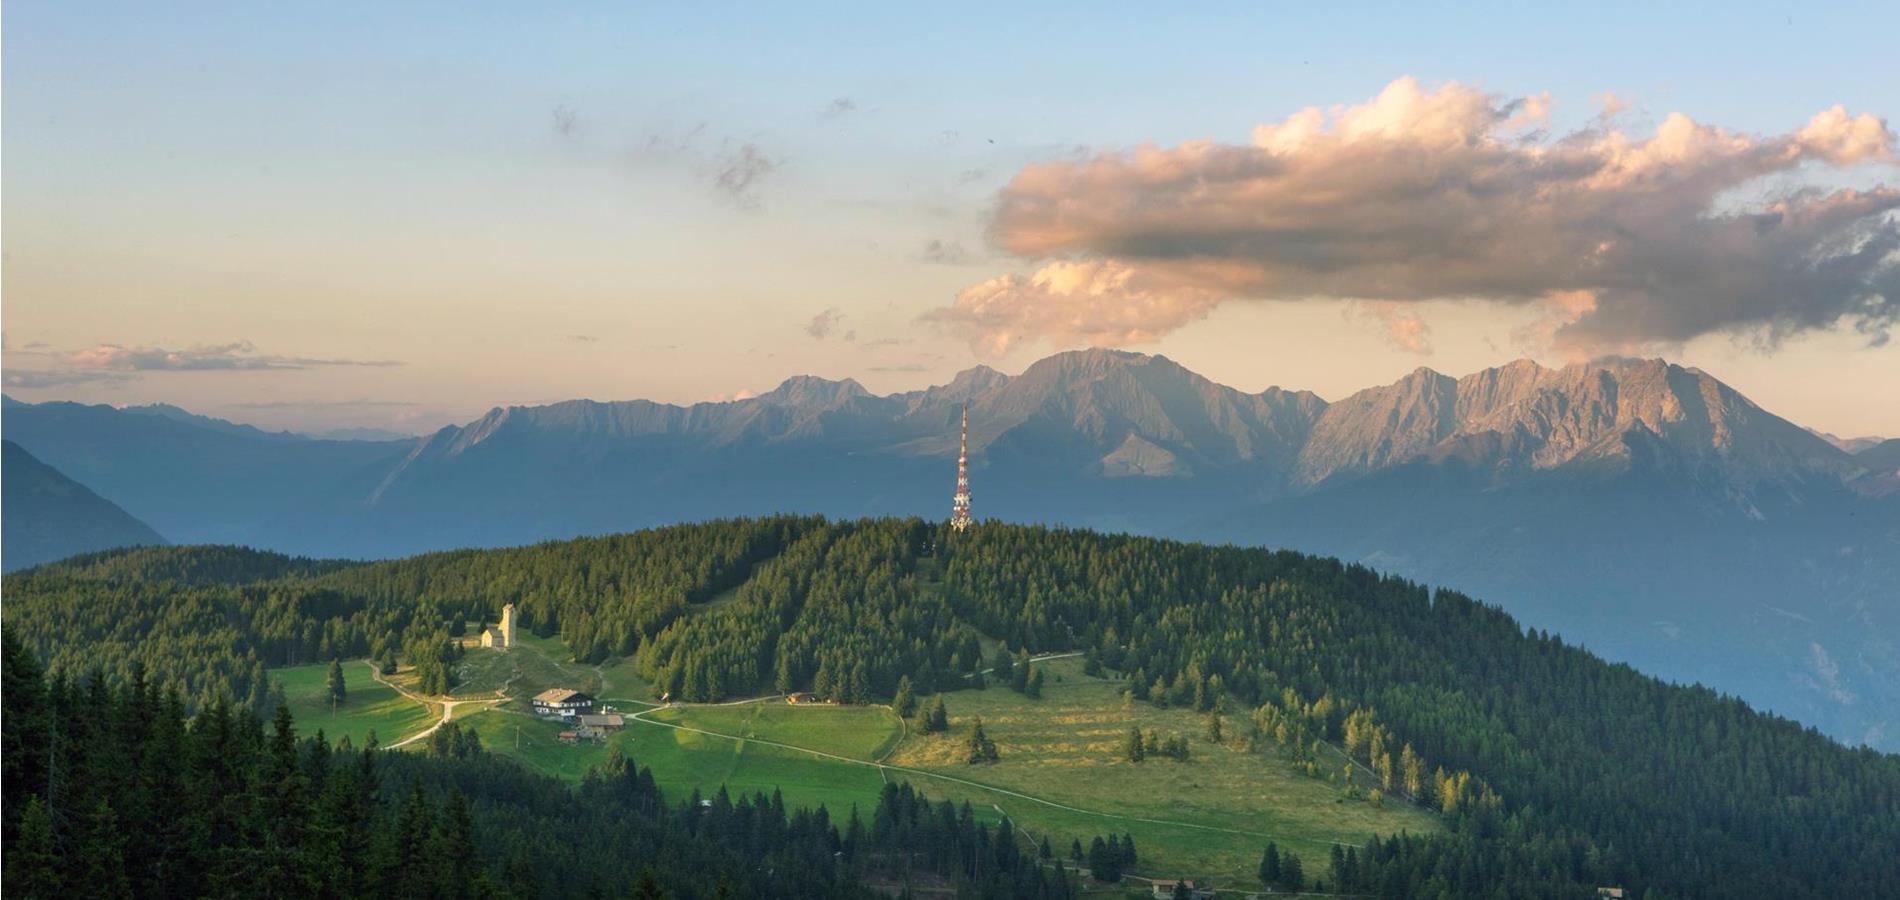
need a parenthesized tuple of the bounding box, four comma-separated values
(1025, 667, 1044, 699)
(327, 658, 347, 707)
(1206, 712, 1223, 744)
(923, 697, 950, 733)
(630, 867, 670, 900)
(431, 790, 480, 891)
(5, 796, 64, 897)
(893, 675, 917, 718)
(1123, 725, 1146, 763)
(1283, 853, 1304, 891)
(1259, 842, 1281, 885)
(1087, 837, 1109, 881)
(965, 717, 999, 763)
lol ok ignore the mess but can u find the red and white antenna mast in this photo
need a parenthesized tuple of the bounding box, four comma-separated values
(951, 403, 973, 532)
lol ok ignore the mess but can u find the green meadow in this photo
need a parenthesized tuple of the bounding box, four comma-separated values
(273, 660, 437, 750)
(276, 640, 1439, 888)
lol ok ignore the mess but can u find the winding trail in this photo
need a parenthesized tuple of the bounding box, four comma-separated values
(365, 661, 507, 750)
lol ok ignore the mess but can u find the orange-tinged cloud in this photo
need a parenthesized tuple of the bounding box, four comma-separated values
(930, 78, 1900, 356)
(924, 259, 1224, 355)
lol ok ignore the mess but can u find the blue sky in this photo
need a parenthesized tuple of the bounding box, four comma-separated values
(5, 2, 1898, 435)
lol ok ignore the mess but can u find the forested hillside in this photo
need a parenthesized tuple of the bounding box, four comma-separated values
(6, 517, 1898, 898)
(0, 633, 1084, 899)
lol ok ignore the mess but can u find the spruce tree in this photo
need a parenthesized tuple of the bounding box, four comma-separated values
(1259, 842, 1280, 885)
(5, 796, 63, 897)
(325, 658, 345, 706)
(893, 675, 917, 718)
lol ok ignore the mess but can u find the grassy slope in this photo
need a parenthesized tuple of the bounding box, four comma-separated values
(885, 657, 1439, 881)
(282, 638, 1439, 887)
(274, 660, 437, 749)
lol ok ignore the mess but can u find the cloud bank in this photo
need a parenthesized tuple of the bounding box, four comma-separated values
(929, 77, 1900, 356)
(65, 341, 400, 371)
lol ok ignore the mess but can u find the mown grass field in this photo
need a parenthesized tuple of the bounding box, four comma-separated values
(884, 657, 1439, 882)
(283, 639, 1440, 890)
(453, 703, 897, 815)
(274, 660, 437, 749)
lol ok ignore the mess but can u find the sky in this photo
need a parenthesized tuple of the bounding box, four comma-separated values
(4, 1, 1899, 438)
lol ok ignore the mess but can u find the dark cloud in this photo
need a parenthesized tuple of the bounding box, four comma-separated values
(931, 77, 1900, 355)
(552, 103, 579, 138)
(806, 308, 845, 340)
(713, 143, 776, 207)
(568, 335, 599, 343)
(920, 239, 972, 265)
(869, 363, 930, 373)
(823, 97, 859, 119)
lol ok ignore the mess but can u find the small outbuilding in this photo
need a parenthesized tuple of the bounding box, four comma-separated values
(578, 713, 625, 738)
(1151, 879, 1215, 899)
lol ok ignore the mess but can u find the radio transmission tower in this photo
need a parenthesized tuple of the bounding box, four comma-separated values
(951, 404, 973, 532)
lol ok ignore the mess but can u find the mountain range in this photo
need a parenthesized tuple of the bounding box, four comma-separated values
(4, 350, 1897, 748)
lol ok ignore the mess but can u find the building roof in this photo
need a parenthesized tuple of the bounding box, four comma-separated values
(534, 688, 588, 704)
(578, 714, 624, 727)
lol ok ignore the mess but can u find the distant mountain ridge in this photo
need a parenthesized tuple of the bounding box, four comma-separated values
(370, 350, 1878, 502)
(4, 351, 1896, 749)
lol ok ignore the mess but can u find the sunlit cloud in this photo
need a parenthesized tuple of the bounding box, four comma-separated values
(1349, 302, 1435, 355)
(930, 77, 1900, 357)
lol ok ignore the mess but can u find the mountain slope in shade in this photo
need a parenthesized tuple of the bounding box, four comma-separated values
(1857, 438, 1900, 472)
(2, 440, 167, 571)
(1, 398, 411, 544)
(1853, 439, 1900, 494)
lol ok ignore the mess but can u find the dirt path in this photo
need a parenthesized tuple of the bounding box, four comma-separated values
(365, 661, 507, 750)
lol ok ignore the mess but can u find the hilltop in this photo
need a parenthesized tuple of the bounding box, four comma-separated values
(5, 518, 1898, 899)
